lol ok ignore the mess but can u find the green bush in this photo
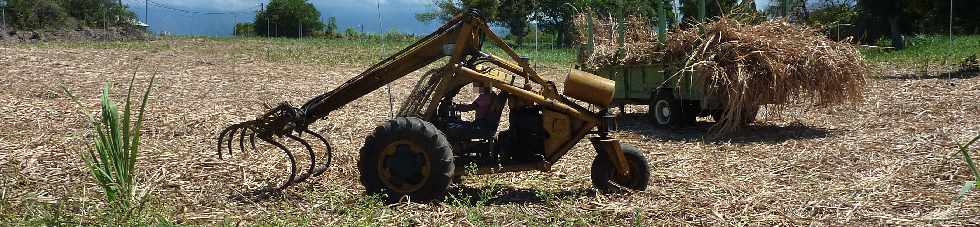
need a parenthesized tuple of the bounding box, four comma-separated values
(5, 0, 66, 29)
(1, 0, 135, 30)
(254, 0, 323, 38)
(234, 23, 255, 36)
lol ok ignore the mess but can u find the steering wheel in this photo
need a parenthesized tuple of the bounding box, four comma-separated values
(437, 97, 462, 121)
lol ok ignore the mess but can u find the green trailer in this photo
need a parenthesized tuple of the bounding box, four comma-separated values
(588, 63, 758, 128)
(577, 1, 759, 128)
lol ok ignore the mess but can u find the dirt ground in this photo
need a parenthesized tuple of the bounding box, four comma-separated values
(1, 38, 978, 225)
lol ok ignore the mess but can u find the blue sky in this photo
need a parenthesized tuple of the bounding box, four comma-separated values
(125, 0, 783, 36)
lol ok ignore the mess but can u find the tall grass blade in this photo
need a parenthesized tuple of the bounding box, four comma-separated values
(955, 133, 980, 201)
(63, 73, 155, 220)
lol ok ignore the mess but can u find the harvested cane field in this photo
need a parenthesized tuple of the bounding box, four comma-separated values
(1, 37, 979, 225)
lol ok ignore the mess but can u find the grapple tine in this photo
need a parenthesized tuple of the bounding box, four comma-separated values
(262, 137, 298, 190)
(226, 127, 239, 156)
(285, 134, 316, 184)
(238, 127, 248, 153)
(216, 125, 239, 159)
(304, 129, 332, 177)
(249, 133, 257, 150)
(217, 102, 334, 195)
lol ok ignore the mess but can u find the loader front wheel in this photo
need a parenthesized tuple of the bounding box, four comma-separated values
(591, 144, 650, 192)
(358, 117, 454, 203)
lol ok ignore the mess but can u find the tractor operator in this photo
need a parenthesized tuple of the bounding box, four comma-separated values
(448, 82, 496, 138)
(456, 82, 495, 121)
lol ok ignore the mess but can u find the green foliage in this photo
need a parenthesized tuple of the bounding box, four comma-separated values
(961, 54, 979, 72)
(956, 133, 980, 201)
(343, 26, 360, 39)
(383, 28, 415, 41)
(65, 74, 155, 222)
(680, 0, 737, 24)
(852, 0, 980, 46)
(4, 0, 66, 29)
(234, 23, 255, 36)
(1, 0, 135, 30)
(64, 0, 136, 28)
(325, 16, 337, 36)
(861, 35, 980, 66)
(254, 0, 323, 38)
(806, 0, 859, 27)
(415, 0, 499, 23)
(498, 0, 530, 46)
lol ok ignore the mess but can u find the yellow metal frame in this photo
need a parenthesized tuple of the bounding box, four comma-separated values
(290, 11, 634, 177)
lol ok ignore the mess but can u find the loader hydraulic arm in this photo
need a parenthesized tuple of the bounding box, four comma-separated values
(298, 13, 480, 123)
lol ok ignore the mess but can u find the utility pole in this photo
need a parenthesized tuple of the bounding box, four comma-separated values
(378, 0, 393, 119)
(145, 0, 148, 27)
(104, 3, 109, 40)
(378, 0, 384, 54)
(697, 0, 705, 21)
(261, 2, 269, 36)
(947, 0, 952, 76)
(782, 0, 790, 18)
(532, 0, 539, 56)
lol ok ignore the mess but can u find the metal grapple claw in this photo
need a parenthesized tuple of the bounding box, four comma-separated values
(216, 102, 334, 193)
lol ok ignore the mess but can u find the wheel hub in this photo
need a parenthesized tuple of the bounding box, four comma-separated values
(378, 141, 430, 193)
(655, 100, 671, 124)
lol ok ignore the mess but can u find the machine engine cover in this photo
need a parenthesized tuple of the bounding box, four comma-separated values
(563, 69, 615, 108)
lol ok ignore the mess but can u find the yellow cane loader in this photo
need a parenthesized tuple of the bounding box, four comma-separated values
(218, 10, 650, 202)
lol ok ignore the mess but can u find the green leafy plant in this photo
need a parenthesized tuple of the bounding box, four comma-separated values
(956, 133, 980, 201)
(65, 75, 155, 218)
(960, 54, 979, 72)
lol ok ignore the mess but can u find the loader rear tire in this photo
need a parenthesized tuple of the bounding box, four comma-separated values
(591, 144, 650, 193)
(358, 117, 454, 203)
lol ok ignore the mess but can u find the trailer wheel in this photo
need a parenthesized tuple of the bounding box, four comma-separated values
(591, 144, 650, 192)
(358, 117, 454, 203)
(649, 91, 688, 128)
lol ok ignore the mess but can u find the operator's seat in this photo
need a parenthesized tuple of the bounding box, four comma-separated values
(473, 92, 509, 139)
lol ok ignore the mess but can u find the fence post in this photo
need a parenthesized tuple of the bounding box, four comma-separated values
(657, 0, 667, 42)
(104, 3, 109, 41)
(1, 2, 6, 28)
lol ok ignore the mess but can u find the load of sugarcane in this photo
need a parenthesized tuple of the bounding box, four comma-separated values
(574, 14, 867, 135)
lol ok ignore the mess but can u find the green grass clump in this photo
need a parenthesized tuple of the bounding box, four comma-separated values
(65, 74, 156, 221)
(862, 35, 980, 66)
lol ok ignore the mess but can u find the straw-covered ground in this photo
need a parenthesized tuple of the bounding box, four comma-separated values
(1, 38, 979, 225)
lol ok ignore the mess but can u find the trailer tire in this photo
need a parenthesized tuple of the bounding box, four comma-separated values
(358, 117, 454, 203)
(649, 91, 688, 128)
(591, 144, 650, 192)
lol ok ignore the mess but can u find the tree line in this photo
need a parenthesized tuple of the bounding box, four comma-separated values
(415, 0, 980, 49)
(0, 0, 136, 30)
